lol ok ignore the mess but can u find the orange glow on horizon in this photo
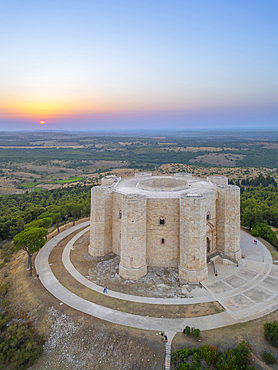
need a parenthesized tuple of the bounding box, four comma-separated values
(40, 120, 44, 124)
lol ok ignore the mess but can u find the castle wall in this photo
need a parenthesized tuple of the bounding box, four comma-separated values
(179, 194, 208, 282)
(89, 186, 113, 257)
(112, 192, 122, 256)
(89, 173, 241, 283)
(146, 198, 179, 267)
(216, 185, 241, 261)
(204, 192, 217, 253)
(119, 194, 147, 280)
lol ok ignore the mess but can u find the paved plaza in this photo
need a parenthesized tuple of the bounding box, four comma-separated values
(35, 221, 278, 333)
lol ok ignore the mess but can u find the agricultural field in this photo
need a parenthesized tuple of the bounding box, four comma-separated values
(0, 130, 277, 194)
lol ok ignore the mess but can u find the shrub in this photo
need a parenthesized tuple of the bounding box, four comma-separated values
(192, 328, 200, 338)
(262, 351, 276, 365)
(264, 321, 278, 347)
(216, 341, 251, 370)
(0, 321, 42, 369)
(200, 345, 218, 365)
(185, 326, 191, 335)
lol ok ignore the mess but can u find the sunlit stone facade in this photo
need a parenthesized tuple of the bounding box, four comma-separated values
(89, 173, 241, 282)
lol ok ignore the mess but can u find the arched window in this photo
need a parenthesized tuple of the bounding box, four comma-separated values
(206, 212, 210, 221)
(159, 217, 165, 225)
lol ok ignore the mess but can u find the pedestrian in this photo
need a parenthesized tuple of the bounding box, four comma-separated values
(164, 335, 168, 343)
(103, 287, 106, 293)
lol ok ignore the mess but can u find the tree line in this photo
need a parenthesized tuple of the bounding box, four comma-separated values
(238, 175, 278, 248)
(0, 185, 91, 242)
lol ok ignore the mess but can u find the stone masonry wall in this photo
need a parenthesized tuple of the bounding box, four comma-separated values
(179, 194, 209, 282)
(89, 186, 113, 257)
(112, 192, 122, 256)
(146, 198, 179, 267)
(216, 185, 241, 261)
(119, 194, 147, 280)
(89, 174, 241, 282)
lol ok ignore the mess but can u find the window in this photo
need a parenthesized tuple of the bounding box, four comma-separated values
(206, 213, 210, 221)
(159, 217, 165, 225)
(119, 210, 122, 219)
(161, 238, 165, 244)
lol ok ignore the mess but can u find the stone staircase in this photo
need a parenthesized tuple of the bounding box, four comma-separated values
(208, 251, 238, 266)
(164, 341, 171, 370)
(164, 331, 176, 370)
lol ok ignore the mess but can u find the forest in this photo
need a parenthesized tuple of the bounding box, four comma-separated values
(0, 185, 90, 265)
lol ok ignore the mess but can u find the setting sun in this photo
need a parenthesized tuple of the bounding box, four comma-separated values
(40, 121, 44, 125)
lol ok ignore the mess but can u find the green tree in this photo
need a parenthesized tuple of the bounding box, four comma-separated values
(241, 207, 263, 230)
(13, 227, 47, 277)
(264, 321, 278, 348)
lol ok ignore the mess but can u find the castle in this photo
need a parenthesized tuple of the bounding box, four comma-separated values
(89, 173, 241, 282)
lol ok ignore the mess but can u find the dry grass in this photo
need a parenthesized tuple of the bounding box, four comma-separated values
(189, 153, 245, 166)
(158, 163, 278, 181)
(0, 230, 164, 369)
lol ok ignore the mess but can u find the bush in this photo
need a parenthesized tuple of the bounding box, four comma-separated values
(262, 351, 276, 365)
(185, 326, 191, 335)
(264, 321, 278, 348)
(200, 345, 218, 365)
(192, 328, 200, 338)
(216, 341, 251, 370)
(0, 321, 42, 369)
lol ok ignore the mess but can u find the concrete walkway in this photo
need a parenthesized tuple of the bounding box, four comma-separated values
(35, 222, 278, 333)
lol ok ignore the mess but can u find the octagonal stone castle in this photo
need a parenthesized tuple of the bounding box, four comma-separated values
(89, 173, 241, 282)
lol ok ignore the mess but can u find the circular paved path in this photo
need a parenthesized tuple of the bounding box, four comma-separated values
(35, 222, 278, 333)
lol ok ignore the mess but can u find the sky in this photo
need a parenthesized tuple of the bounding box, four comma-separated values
(0, 0, 278, 131)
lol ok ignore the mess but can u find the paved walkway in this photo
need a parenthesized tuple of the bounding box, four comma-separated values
(35, 222, 278, 333)
(62, 226, 216, 305)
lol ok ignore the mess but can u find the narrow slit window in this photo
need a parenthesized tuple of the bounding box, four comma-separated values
(119, 210, 122, 219)
(159, 217, 165, 225)
(161, 238, 165, 244)
(206, 213, 210, 221)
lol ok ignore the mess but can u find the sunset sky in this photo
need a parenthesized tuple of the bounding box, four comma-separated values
(0, 1, 278, 131)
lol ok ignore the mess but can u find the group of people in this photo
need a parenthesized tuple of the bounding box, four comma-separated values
(103, 287, 108, 293)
